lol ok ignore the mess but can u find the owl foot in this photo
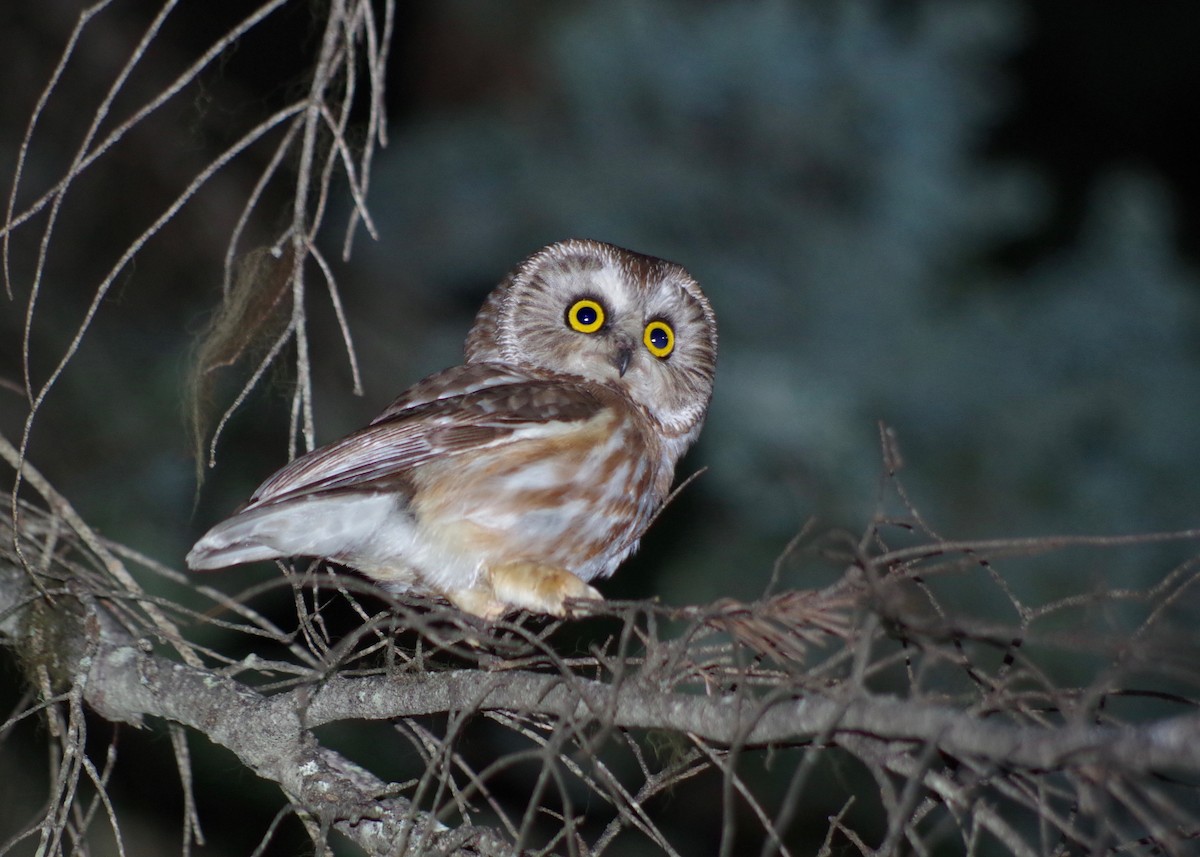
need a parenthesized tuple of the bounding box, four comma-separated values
(444, 564, 602, 619)
(490, 561, 603, 616)
(445, 588, 508, 622)
(454, 561, 601, 619)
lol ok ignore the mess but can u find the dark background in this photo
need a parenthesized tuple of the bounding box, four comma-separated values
(2, 1, 1198, 853)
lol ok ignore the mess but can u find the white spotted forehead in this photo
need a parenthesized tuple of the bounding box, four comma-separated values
(501, 239, 705, 327)
(557, 256, 695, 321)
(557, 262, 640, 314)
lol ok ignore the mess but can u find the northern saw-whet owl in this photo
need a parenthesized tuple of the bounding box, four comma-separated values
(187, 239, 718, 619)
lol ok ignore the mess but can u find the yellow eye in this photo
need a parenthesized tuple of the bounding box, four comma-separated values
(566, 298, 605, 334)
(643, 320, 674, 358)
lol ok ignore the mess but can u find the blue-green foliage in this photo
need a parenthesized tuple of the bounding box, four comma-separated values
(354, 0, 1199, 599)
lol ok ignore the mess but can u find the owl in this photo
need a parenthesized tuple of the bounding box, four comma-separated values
(187, 239, 717, 619)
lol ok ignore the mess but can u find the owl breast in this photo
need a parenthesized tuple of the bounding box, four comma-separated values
(407, 398, 667, 589)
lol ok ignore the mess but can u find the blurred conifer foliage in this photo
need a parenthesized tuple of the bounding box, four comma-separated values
(351, 1, 1200, 601)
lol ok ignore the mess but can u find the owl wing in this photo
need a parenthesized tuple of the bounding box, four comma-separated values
(369, 362, 538, 420)
(243, 364, 609, 509)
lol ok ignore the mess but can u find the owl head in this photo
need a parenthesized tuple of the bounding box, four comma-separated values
(465, 239, 718, 439)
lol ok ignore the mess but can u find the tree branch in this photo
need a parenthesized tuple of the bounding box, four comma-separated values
(302, 670, 1200, 776)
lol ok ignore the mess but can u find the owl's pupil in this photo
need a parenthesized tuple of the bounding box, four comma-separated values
(576, 307, 597, 326)
(649, 329, 668, 349)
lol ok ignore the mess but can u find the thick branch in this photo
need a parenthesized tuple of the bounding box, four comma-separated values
(303, 671, 1200, 776)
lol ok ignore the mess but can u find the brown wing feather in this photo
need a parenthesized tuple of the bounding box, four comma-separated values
(244, 365, 608, 508)
(371, 363, 536, 422)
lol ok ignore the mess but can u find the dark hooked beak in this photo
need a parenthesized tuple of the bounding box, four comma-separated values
(613, 341, 633, 377)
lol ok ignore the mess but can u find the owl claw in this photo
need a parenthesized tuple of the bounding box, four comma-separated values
(486, 562, 604, 618)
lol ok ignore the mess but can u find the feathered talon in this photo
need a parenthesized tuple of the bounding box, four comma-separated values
(488, 562, 604, 617)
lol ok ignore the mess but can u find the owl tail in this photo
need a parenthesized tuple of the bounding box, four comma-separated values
(186, 504, 299, 570)
(186, 492, 401, 571)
